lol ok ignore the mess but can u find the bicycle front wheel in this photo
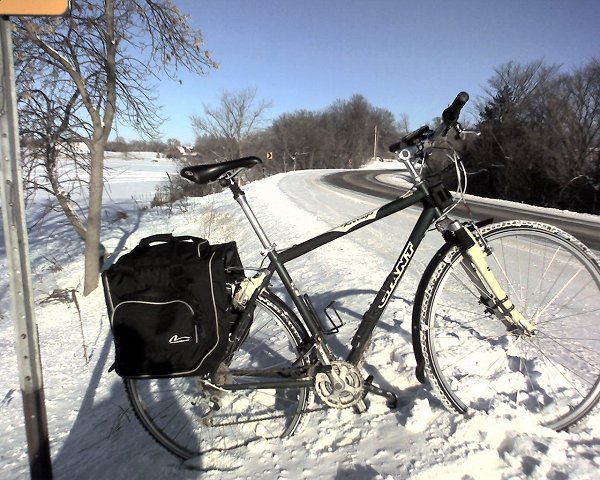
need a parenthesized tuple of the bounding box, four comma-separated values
(125, 290, 312, 459)
(418, 220, 600, 430)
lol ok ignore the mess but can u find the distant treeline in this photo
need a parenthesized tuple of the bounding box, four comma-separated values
(105, 138, 185, 159)
(109, 59, 600, 215)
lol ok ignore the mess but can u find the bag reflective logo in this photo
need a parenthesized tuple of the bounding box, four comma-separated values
(169, 335, 191, 344)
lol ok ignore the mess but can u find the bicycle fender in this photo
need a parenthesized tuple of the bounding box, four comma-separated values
(411, 219, 497, 383)
(411, 241, 455, 384)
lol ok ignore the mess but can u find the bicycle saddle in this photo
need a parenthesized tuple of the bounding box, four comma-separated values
(180, 156, 262, 184)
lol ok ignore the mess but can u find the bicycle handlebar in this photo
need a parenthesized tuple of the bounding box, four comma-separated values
(389, 91, 469, 153)
(441, 91, 469, 126)
(388, 126, 430, 154)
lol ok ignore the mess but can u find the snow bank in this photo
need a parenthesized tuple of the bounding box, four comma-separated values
(0, 160, 598, 479)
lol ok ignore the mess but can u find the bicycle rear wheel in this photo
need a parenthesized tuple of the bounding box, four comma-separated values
(418, 221, 600, 430)
(125, 290, 312, 459)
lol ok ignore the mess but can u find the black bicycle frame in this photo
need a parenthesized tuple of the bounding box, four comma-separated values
(229, 177, 447, 372)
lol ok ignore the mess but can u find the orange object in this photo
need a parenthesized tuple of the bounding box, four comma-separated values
(0, 0, 70, 16)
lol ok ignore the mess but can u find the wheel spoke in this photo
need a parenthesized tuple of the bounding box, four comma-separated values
(421, 221, 600, 430)
(125, 291, 312, 459)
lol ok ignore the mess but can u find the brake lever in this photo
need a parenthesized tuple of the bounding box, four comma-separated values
(457, 129, 481, 141)
(445, 122, 480, 141)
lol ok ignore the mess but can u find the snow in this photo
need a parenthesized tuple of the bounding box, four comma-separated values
(1, 156, 599, 479)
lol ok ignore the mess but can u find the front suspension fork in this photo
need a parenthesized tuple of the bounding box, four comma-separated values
(447, 221, 536, 335)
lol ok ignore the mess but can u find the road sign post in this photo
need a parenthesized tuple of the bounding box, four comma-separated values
(0, 2, 70, 478)
(0, 17, 53, 479)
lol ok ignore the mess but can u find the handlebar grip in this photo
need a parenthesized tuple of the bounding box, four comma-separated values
(389, 125, 431, 152)
(442, 91, 469, 125)
(388, 141, 404, 154)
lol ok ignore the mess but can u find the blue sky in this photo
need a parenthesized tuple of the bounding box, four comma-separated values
(112, 0, 599, 144)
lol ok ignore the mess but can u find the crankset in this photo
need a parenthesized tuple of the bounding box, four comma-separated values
(315, 361, 365, 409)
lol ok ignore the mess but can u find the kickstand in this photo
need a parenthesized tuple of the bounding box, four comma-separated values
(363, 375, 398, 409)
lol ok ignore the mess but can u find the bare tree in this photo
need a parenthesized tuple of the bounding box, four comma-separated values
(466, 59, 600, 213)
(191, 87, 271, 160)
(270, 110, 322, 172)
(19, 81, 90, 238)
(326, 94, 400, 167)
(550, 60, 600, 211)
(268, 95, 401, 172)
(13, 0, 217, 294)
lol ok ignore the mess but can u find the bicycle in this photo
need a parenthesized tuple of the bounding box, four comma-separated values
(124, 92, 600, 459)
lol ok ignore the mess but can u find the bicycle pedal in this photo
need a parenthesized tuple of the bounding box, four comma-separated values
(353, 399, 368, 414)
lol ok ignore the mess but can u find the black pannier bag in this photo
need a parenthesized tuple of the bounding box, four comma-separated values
(102, 234, 244, 378)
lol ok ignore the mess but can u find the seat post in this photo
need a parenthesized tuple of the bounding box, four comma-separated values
(227, 180, 274, 251)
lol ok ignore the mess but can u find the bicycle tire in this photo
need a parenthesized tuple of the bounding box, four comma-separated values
(417, 220, 600, 430)
(125, 289, 313, 459)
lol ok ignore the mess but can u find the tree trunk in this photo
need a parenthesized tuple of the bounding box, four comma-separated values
(83, 145, 104, 295)
(45, 153, 87, 240)
(15, 0, 215, 294)
(83, 0, 115, 295)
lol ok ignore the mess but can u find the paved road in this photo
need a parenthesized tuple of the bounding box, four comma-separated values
(324, 169, 600, 251)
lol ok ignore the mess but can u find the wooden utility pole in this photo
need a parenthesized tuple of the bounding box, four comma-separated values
(0, 3, 70, 478)
(373, 125, 378, 160)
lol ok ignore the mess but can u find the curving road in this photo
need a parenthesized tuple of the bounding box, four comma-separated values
(324, 169, 600, 251)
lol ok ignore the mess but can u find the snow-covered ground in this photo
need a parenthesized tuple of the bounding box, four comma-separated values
(1, 156, 599, 479)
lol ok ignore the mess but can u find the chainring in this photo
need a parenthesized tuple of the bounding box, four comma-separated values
(314, 361, 365, 409)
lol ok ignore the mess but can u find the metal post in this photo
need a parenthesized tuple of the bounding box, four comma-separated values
(373, 124, 378, 160)
(0, 17, 53, 479)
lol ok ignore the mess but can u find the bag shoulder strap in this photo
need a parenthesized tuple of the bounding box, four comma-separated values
(135, 234, 210, 257)
(138, 233, 206, 247)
